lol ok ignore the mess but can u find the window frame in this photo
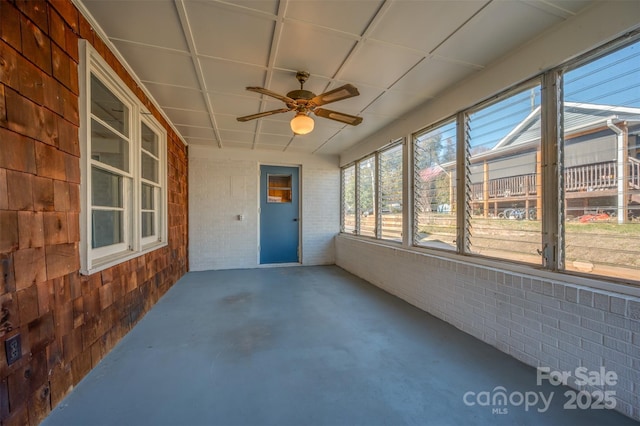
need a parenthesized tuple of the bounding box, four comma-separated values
(411, 117, 458, 251)
(139, 116, 166, 248)
(378, 140, 404, 242)
(340, 164, 357, 234)
(340, 140, 404, 241)
(79, 40, 168, 275)
(463, 79, 544, 267)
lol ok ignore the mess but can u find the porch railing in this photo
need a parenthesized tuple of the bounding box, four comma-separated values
(631, 157, 640, 190)
(470, 159, 640, 201)
(565, 161, 617, 192)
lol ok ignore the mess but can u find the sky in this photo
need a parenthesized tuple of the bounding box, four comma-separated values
(468, 39, 640, 150)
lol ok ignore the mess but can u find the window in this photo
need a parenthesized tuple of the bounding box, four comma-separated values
(341, 165, 356, 234)
(340, 142, 404, 240)
(413, 119, 457, 250)
(79, 41, 167, 274)
(379, 143, 403, 241)
(562, 40, 640, 281)
(467, 84, 542, 265)
(358, 156, 376, 237)
(140, 120, 163, 243)
(267, 174, 293, 203)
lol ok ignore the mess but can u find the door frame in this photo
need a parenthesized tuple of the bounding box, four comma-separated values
(257, 163, 302, 266)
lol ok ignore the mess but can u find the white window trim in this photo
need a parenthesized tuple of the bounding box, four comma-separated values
(79, 40, 168, 275)
(140, 115, 167, 248)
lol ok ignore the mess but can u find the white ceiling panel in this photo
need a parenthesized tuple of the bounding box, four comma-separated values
(340, 40, 424, 89)
(369, 1, 486, 53)
(78, 0, 597, 155)
(224, 141, 254, 150)
(201, 58, 267, 96)
(82, 0, 189, 51)
(216, 114, 257, 133)
(285, 0, 383, 35)
(524, 0, 593, 17)
(187, 1, 275, 66)
(319, 112, 396, 151)
(256, 133, 292, 147)
(174, 125, 217, 140)
(276, 21, 357, 77)
(210, 93, 262, 117)
(295, 126, 342, 145)
(143, 82, 207, 111)
(362, 90, 425, 118)
(185, 138, 217, 146)
(163, 108, 212, 128)
(434, 1, 564, 67)
(259, 119, 294, 136)
(389, 57, 476, 98)
(226, 0, 279, 15)
(112, 41, 199, 89)
(219, 129, 256, 144)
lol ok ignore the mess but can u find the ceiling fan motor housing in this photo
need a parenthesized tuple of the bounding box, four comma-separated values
(288, 71, 314, 101)
(286, 89, 315, 101)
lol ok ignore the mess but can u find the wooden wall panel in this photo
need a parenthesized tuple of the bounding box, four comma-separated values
(0, 1, 189, 424)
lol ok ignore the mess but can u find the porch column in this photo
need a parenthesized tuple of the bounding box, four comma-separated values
(609, 121, 628, 224)
(483, 161, 489, 218)
(536, 150, 542, 221)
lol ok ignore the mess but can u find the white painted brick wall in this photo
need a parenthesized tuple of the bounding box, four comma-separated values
(301, 167, 340, 265)
(189, 146, 339, 270)
(335, 235, 640, 421)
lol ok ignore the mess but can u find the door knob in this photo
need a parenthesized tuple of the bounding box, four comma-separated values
(293, 218, 298, 222)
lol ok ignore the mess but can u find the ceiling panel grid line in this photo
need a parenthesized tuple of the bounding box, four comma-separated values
(175, 0, 222, 148)
(253, 0, 289, 150)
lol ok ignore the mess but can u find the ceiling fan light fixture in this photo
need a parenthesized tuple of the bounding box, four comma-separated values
(291, 112, 314, 135)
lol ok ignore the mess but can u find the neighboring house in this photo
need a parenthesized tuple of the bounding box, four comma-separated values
(421, 103, 640, 222)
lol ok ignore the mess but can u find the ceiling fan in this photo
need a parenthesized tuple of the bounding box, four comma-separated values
(237, 71, 363, 135)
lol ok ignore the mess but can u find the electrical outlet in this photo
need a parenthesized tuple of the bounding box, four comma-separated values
(5, 334, 21, 365)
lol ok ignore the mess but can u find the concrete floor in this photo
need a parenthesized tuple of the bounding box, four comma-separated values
(43, 266, 637, 426)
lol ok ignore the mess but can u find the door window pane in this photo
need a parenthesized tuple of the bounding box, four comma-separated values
(267, 175, 292, 203)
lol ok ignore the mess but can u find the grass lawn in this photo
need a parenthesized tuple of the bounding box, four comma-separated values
(418, 215, 640, 281)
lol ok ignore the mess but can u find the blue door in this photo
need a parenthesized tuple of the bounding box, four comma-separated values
(260, 165, 300, 264)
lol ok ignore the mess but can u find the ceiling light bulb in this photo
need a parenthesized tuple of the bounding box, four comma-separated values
(291, 113, 314, 135)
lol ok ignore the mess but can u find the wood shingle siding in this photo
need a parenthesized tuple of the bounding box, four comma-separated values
(0, 1, 188, 424)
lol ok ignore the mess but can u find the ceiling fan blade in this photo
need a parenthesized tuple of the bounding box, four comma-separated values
(236, 108, 291, 122)
(246, 87, 295, 104)
(314, 108, 363, 126)
(310, 84, 360, 106)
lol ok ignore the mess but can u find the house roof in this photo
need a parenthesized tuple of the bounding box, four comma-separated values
(492, 102, 640, 151)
